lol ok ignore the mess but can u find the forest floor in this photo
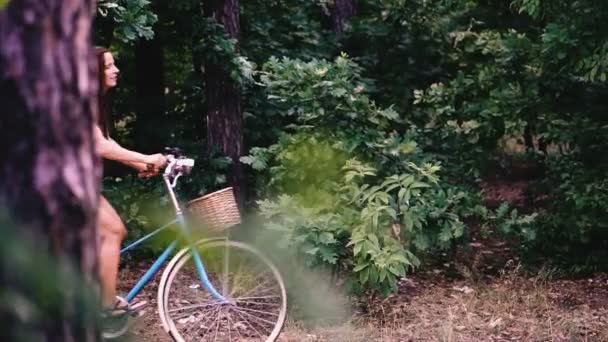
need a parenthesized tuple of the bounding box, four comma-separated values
(116, 247, 608, 341)
(115, 178, 608, 342)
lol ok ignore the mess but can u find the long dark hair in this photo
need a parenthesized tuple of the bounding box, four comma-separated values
(95, 47, 112, 137)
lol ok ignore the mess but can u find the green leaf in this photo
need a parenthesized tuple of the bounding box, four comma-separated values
(304, 247, 319, 255)
(379, 269, 387, 282)
(496, 202, 510, 218)
(320, 247, 338, 264)
(403, 215, 414, 232)
(353, 242, 363, 256)
(369, 267, 379, 283)
(383, 183, 402, 194)
(367, 234, 380, 248)
(385, 207, 398, 220)
(439, 225, 453, 242)
(400, 175, 415, 187)
(353, 263, 369, 272)
(388, 263, 406, 276)
(410, 181, 430, 189)
(390, 253, 409, 265)
(129, 203, 139, 216)
(413, 234, 430, 250)
(398, 187, 409, 204)
(319, 232, 336, 244)
(359, 267, 370, 284)
(372, 211, 379, 229)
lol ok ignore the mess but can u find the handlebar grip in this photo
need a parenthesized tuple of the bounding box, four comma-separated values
(164, 147, 184, 157)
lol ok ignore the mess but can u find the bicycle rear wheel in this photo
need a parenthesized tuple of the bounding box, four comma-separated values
(158, 239, 287, 342)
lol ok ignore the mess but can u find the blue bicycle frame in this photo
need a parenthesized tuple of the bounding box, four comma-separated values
(118, 168, 229, 304)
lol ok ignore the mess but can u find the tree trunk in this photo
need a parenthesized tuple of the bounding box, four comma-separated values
(0, 0, 102, 340)
(331, 0, 356, 35)
(524, 125, 535, 152)
(204, 0, 244, 206)
(134, 35, 166, 153)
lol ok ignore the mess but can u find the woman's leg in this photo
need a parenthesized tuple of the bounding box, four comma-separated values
(97, 196, 127, 307)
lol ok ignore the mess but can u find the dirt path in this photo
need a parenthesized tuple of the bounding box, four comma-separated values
(114, 259, 608, 342)
(113, 179, 608, 341)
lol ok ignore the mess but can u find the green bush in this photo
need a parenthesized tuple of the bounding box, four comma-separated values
(407, 0, 608, 272)
(244, 56, 489, 295)
(524, 155, 608, 272)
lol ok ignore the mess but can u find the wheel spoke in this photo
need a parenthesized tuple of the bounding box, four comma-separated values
(162, 242, 286, 342)
(222, 241, 230, 297)
(228, 307, 248, 341)
(213, 308, 222, 342)
(168, 301, 223, 313)
(172, 304, 218, 322)
(234, 299, 281, 307)
(236, 277, 275, 298)
(199, 307, 223, 339)
(184, 305, 220, 338)
(231, 306, 277, 328)
(233, 295, 282, 301)
(235, 306, 279, 318)
(230, 305, 268, 338)
(225, 308, 233, 342)
(228, 259, 246, 297)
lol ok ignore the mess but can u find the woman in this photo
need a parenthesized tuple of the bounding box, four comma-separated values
(94, 47, 167, 311)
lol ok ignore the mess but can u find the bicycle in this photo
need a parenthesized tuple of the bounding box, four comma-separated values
(102, 148, 287, 342)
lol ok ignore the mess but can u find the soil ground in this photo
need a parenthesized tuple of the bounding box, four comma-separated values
(115, 261, 608, 341)
(114, 178, 608, 342)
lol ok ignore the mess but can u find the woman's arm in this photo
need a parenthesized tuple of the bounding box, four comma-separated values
(93, 124, 152, 165)
(107, 138, 147, 170)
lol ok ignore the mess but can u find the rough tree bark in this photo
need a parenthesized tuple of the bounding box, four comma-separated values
(0, 0, 101, 340)
(331, 0, 356, 35)
(204, 0, 245, 206)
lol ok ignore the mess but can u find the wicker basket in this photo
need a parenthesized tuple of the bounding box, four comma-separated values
(187, 187, 241, 232)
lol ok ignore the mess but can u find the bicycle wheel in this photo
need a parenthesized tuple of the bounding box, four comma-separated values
(158, 239, 287, 342)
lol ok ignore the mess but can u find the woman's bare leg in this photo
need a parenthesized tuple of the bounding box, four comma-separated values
(98, 196, 127, 307)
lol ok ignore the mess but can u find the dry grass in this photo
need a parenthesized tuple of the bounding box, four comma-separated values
(278, 264, 608, 342)
(122, 259, 608, 342)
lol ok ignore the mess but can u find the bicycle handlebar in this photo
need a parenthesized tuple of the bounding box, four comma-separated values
(164, 156, 194, 176)
(162, 147, 195, 189)
(158, 147, 194, 212)
(164, 147, 185, 158)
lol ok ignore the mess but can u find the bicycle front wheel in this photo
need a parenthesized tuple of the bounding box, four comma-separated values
(158, 239, 287, 342)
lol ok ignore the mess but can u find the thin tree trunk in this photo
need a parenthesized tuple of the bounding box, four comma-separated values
(331, 0, 356, 35)
(0, 0, 101, 340)
(204, 0, 245, 206)
(524, 125, 535, 152)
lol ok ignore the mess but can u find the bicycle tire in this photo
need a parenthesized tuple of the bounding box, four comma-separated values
(157, 239, 287, 342)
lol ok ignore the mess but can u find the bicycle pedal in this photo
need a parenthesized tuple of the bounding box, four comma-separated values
(127, 300, 148, 316)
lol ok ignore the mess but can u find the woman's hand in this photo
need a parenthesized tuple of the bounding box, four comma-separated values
(146, 153, 168, 170)
(129, 154, 167, 178)
(131, 162, 155, 178)
(137, 153, 167, 177)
